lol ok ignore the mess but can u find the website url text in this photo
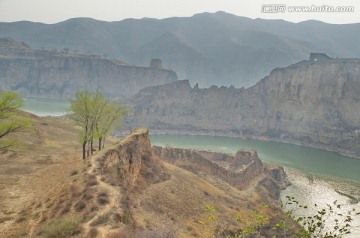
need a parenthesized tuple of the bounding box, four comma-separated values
(261, 4, 355, 13)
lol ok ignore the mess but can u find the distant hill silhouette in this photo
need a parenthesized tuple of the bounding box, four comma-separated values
(1, 11, 359, 87)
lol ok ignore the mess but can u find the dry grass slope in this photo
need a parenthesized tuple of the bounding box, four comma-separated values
(0, 115, 288, 238)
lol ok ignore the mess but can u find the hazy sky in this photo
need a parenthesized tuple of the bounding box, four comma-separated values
(0, 0, 359, 24)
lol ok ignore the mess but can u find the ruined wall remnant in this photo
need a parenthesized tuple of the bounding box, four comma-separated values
(309, 53, 332, 62)
(95, 128, 152, 186)
(150, 59, 162, 69)
(153, 146, 290, 197)
(153, 147, 264, 190)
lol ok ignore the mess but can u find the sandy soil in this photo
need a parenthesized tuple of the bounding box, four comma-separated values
(0, 114, 84, 237)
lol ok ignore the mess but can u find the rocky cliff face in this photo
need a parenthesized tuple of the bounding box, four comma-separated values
(0, 38, 177, 98)
(125, 56, 360, 158)
(94, 128, 153, 187)
(244, 58, 360, 157)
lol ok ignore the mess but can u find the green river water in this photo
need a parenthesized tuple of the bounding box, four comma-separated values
(22, 97, 69, 117)
(150, 134, 360, 181)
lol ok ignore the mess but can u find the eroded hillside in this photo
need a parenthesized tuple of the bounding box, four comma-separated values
(0, 116, 290, 238)
(0, 113, 84, 237)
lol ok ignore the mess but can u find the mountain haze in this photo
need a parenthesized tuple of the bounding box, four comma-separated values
(0, 38, 177, 98)
(124, 55, 360, 159)
(1, 12, 360, 87)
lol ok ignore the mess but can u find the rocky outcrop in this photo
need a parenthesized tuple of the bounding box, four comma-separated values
(91, 127, 290, 198)
(258, 165, 291, 200)
(94, 128, 152, 186)
(247, 57, 360, 158)
(0, 38, 177, 98)
(91, 124, 290, 193)
(267, 165, 290, 190)
(125, 56, 360, 159)
(152, 146, 290, 194)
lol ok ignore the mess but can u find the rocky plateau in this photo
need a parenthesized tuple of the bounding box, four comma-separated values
(0, 38, 177, 98)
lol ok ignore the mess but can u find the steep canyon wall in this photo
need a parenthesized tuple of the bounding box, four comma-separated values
(0, 38, 177, 98)
(125, 57, 360, 158)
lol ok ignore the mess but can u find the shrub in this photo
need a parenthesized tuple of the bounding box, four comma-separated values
(82, 188, 95, 201)
(87, 228, 98, 238)
(10, 230, 28, 238)
(97, 191, 109, 205)
(273, 196, 359, 238)
(40, 216, 82, 238)
(60, 203, 72, 215)
(74, 201, 86, 212)
(70, 185, 81, 198)
(86, 177, 98, 187)
(90, 212, 112, 226)
(70, 170, 78, 176)
(122, 209, 134, 227)
(106, 230, 132, 238)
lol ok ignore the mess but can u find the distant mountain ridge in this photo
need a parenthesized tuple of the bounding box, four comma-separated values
(1, 11, 359, 87)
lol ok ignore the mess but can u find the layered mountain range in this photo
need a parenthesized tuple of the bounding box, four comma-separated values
(1, 12, 360, 87)
(124, 54, 360, 159)
(0, 38, 177, 98)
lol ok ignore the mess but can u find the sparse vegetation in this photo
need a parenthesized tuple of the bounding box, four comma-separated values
(60, 202, 72, 215)
(69, 90, 127, 159)
(122, 208, 135, 227)
(200, 197, 359, 238)
(94, 95, 127, 151)
(97, 196, 109, 205)
(272, 196, 360, 238)
(39, 216, 82, 238)
(0, 90, 29, 151)
(70, 185, 81, 198)
(86, 177, 98, 187)
(74, 200, 86, 212)
(85, 174, 98, 187)
(82, 187, 96, 201)
(90, 212, 112, 226)
(10, 230, 28, 238)
(87, 227, 98, 238)
(70, 170, 79, 176)
(226, 204, 270, 238)
(105, 230, 133, 238)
